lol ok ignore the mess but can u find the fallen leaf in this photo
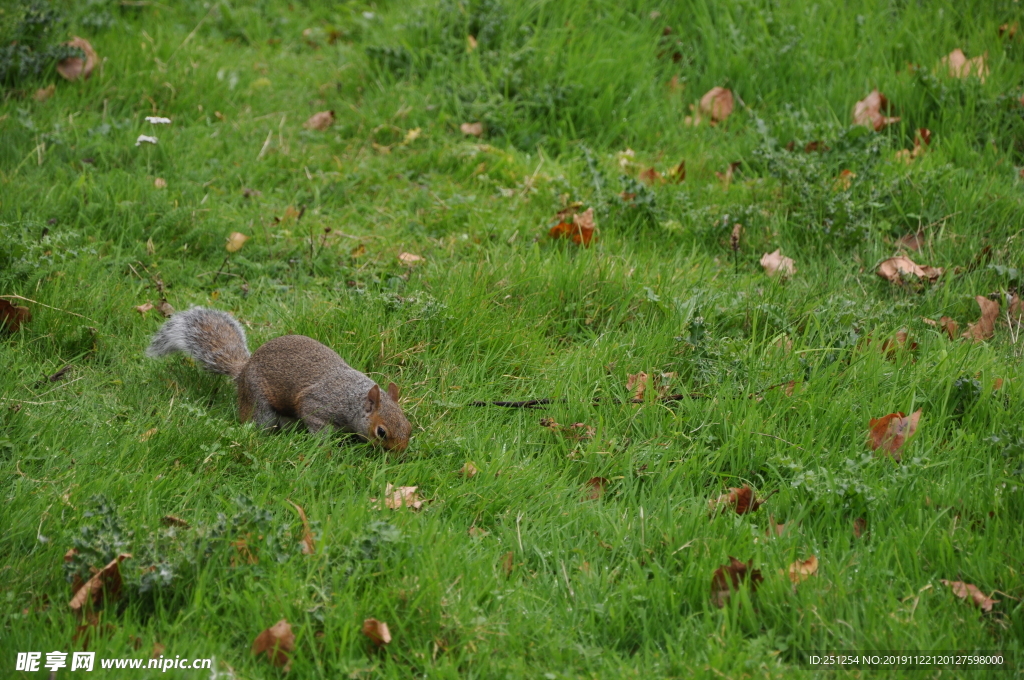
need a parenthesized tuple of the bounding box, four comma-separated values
(135, 302, 154, 315)
(151, 642, 166, 659)
(1010, 294, 1024, 326)
(226, 232, 250, 253)
(468, 526, 489, 539)
(766, 516, 788, 537)
(351, 244, 367, 258)
(993, 378, 1004, 391)
(460, 462, 478, 478)
(940, 49, 988, 82)
(879, 330, 918, 359)
(699, 87, 734, 124)
(669, 160, 686, 182)
(361, 618, 392, 646)
(501, 551, 514, 577)
(940, 580, 998, 612)
(252, 619, 295, 671)
(139, 427, 158, 442)
(153, 177, 167, 189)
(896, 128, 932, 164)
(784, 555, 819, 584)
(156, 300, 174, 318)
(403, 127, 421, 143)
(898, 230, 924, 251)
(760, 249, 796, 277)
(398, 252, 424, 265)
(709, 486, 772, 515)
(924, 316, 959, 340)
(34, 84, 55, 102)
(460, 122, 484, 137)
(160, 515, 190, 528)
(135, 135, 158, 146)
(834, 168, 856, 191)
(548, 207, 596, 247)
(289, 501, 315, 555)
(626, 371, 675, 400)
(853, 517, 867, 538)
(0, 299, 32, 332)
(868, 409, 922, 460)
(57, 37, 98, 81)
(852, 90, 900, 131)
(962, 296, 999, 342)
(69, 554, 131, 611)
(242, 187, 262, 199)
(373, 483, 425, 510)
(639, 167, 662, 185)
(876, 256, 943, 284)
(466, 35, 478, 51)
(710, 556, 763, 608)
(715, 161, 741, 189)
(584, 477, 609, 501)
(1000, 23, 1019, 39)
(231, 536, 259, 566)
(304, 110, 335, 131)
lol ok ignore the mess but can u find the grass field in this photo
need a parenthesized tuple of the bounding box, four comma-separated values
(2, 0, 1024, 677)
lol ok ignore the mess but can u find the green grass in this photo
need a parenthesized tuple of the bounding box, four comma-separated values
(2, 0, 1024, 677)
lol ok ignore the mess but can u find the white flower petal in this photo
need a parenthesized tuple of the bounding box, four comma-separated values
(135, 135, 159, 146)
(145, 116, 172, 124)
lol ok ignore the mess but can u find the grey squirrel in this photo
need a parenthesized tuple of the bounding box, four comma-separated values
(146, 307, 411, 451)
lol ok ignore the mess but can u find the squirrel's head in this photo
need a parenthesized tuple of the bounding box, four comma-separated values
(365, 383, 411, 452)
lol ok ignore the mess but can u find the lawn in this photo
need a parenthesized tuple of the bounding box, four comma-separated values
(2, 0, 1023, 678)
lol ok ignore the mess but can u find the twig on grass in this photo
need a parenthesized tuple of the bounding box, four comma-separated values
(0, 295, 97, 323)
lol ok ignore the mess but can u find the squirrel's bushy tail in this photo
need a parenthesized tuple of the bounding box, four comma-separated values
(146, 307, 250, 378)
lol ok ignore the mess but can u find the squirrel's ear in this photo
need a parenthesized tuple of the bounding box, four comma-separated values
(387, 382, 400, 402)
(365, 384, 381, 413)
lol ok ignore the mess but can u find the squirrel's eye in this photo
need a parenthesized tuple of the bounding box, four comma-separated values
(376, 426, 387, 439)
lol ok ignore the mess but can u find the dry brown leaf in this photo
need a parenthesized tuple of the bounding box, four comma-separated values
(898, 230, 924, 251)
(879, 330, 918, 359)
(669, 160, 686, 183)
(151, 642, 166, 659)
(34, 84, 55, 102)
(548, 207, 596, 247)
(730, 223, 743, 253)
(362, 618, 392, 646)
(940, 580, 998, 612)
(896, 128, 932, 164)
(226, 232, 249, 253)
(501, 551, 514, 578)
(699, 87, 734, 124)
(468, 526, 489, 539)
(460, 462, 478, 478)
(160, 515, 190, 529)
(139, 427, 158, 442)
(0, 299, 32, 332)
(252, 619, 295, 671)
(709, 485, 771, 515)
(156, 300, 174, 318)
(784, 555, 819, 584)
(834, 168, 856, 191)
(1000, 23, 1019, 39)
(638, 167, 662, 185)
(69, 553, 131, 612)
(57, 37, 98, 81)
(852, 90, 900, 131)
(962, 296, 999, 342)
(231, 537, 259, 566)
(940, 49, 989, 82)
(710, 556, 763, 608)
(584, 477, 609, 501)
(460, 122, 484, 137)
(766, 516, 788, 537)
(923, 316, 960, 340)
(876, 256, 943, 284)
(853, 517, 867, 538)
(867, 409, 922, 461)
(1009, 294, 1024, 327)
(304, 110, 335, 131)
(154, 177, 167, 189)
(372, 483, 425, 511)
(398, 252, 424, 265)
(760, 249, 796, 277)
(289, 501, 315, 555)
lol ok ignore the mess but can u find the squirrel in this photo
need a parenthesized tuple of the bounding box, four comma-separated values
(145, 307, 411, 451)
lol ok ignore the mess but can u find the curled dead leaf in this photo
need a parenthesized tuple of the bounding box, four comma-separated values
(876, 256, 943, 284)
(852, 90, 900, 131)
(289, 500, 315, 555)
(362, 618, 392, 646)
(853, 517, 867, 538)
(760, 249, 796, 277)
(160, 515, 190, 528)
(0, 299, 32, 332)
(398, 252, 424, 265)
(710, 556, 763, 608)
(638, 167, 662, 185)
(709, 485, 773, 515)
(139, 427, 158, 442)
(304, 110, 335, 131)
(460, 122, 484, 137)
(69, 553, 131, 611)
(868, 409, 922, 461)
(834, 168, 856, 191)
(549, 207, 596, 247)
(940, 580, 998, 612)
(584, 477, 609, 501)
(372, 483, 426, 510)
(156, 300, 174, 318)
(57, 37, 98, 81)
(460, 462, 478, 478)
(252, 619, 295, 671)
(226, 232, 249, 253)
(501, 551, 514, 578)
(699, 87, 734, 124)
(34, 84, 55, 102)
(135, 302, 154, 315)
(940, 49, 988, 82)
(962, 296, 999, 342)
(468, 526, 489, 539)
(153, 177, 167, 189)
(879, 330, 918, 360)
(783, 555, 819, 584)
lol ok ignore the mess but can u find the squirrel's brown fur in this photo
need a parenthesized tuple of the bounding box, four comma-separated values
(146, 307, 410, 450)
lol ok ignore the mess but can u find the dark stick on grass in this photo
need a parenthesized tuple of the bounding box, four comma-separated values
(472, 393, 709, 408)
(34, 364, 72, 387)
